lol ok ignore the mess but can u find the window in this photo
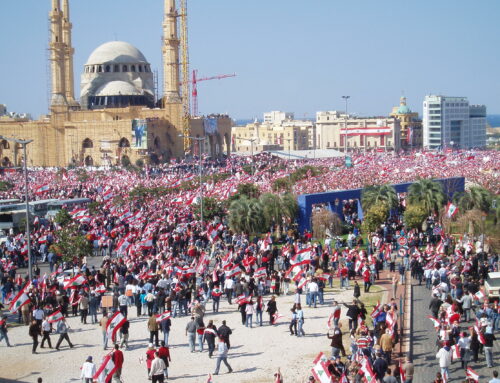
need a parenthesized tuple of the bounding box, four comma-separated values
(98, 65, 103, 73)
(138, 65, 143, 72)
(114, 65, 119, 72)
(105, 65, 111, 72)
(123, 65, 128, 72)
(82, 138, 93, 149)
(131, 65, 136, 72)
(118, 138, 130, 148)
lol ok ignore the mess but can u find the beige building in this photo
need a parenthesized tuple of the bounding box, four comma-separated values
(232, 113, 315, 153)
(390, 97, 423, 149)
(316, 111, 401, 152)
(0, 0, 230, 167)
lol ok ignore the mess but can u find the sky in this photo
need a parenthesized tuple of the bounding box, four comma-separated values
(1, 0, 499, 120)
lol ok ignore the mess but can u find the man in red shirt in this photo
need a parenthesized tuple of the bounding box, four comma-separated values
(112, 343, 124, 382)
(157, 341, 171, 379)
(362, 267, 371, 293)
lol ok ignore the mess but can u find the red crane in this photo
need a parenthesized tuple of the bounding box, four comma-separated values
(190, 70, 236, 116)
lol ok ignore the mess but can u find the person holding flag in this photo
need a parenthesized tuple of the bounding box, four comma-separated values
(80, 356, 96, 383)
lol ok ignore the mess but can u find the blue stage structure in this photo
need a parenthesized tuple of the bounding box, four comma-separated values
(297, 177, 465, 233)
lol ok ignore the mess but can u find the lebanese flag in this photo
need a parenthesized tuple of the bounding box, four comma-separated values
(428, 316, 440, 330)
(313, 352, 329, 366)
(171, 196, 184, 204)
(236, 294, 251, 305)
(106, 312, 126, 343)
(474, 325, 486, 345)
(297, 276, 308, 290)
(8, 290, 30, 313)
(466, 367, 479, 382)
(290, 247, 313, 266)
(359, 356, 377, 383)
(400, 364, 406, 382)
(94, 354, 117, 383)
(35, 184, 50, 195)
(95, 284, 107, 294)
(386, 312, 396, 329)
(311, 359, 333, 383)
(206, 373, 213, 383)
(207, 226, 219, 243)
(446, 202, 459, 218)
(33, 216, 40, 225)
(204, 328, 218, 336)
(63, 274, 86, 289)
(69, 290, 80, 306)
(21, 243, 28, 255)
(156, 310, 171, 323)
(371, 301, 381, 319)
(102, 188, 114, 201)
(47, 309, 64, 323)
(138, 236, 153, 249)
(253, 267, 267, 279)
(38, 236, 47, 244)
(225, 265, 242, 278)
(285, 265, 302, 280)
(211, 288, 223, 297)
(451, 344, 461, 360)
(327, 312, 335, 329)
(340, 373, 349, 383)
(317, 273, 330, 281)
(272, 312, 285, 323)
(474, 289, 485, 301)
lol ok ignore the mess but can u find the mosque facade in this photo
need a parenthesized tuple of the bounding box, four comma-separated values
(0, 0, 231, 167)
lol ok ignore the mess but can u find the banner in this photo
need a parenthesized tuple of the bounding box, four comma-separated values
(203, 118, 218, 135)
(132, 119, 148, 149)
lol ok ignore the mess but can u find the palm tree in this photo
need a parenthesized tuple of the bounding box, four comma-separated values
(407, 179, 445, 215)
(280, 192, 298, 221)
(228, 197, 265, 234)
(259, 193, 283, 230)
(457, 186, 492, 213)
(361, 184, 398, 213)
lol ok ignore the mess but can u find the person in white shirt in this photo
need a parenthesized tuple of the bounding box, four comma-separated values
(308, 279, 319, 308)
(41, 318, 52, 349)
(80, 356, 96, 383)
(224, 278, 234, 304)
(149, 352, 167, 382)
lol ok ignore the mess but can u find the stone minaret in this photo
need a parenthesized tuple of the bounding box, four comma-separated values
(162, 0, 181, 104)
(49, 0, 67, 107)
(61, 0, 77, 108)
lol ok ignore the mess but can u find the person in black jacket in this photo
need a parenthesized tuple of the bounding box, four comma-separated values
(373, 352, 388, 381)
(267, 296, 278, 325)
(429, 294, 442, 319)
(343, 300, 360, 331)
(29, 320, 41, 354)
(217, 320, 232, 349)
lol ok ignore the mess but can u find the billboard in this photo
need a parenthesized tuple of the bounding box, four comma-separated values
(131, 119, 148, 149)
(203, 117, 218, 135)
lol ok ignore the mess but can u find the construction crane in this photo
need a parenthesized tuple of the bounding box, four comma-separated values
(190, 70, 236, 117)
(179, 0, 191, 153)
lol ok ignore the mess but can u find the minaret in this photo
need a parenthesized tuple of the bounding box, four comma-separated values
(61, 0, 77, 107)
(49, 0, 67, 107)
(162, 0, 181, 104)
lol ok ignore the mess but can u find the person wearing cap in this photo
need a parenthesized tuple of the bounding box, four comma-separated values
(80, 356, 96, 383)
(146, 343, 156, 380)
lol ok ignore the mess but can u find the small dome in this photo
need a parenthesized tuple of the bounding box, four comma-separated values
(85, 41, 148, 65)
(397, 105, 412, 114)
(95, 81, 141, 96)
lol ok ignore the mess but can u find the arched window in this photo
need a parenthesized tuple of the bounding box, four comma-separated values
(84, 156, 93, 167)
(138, 65, 143, 72)
(91, 66, 95, 73)
(114, 65, 119, 72)
(1, 157, 11, 167)
(105, 65, 111, 72)
(1, 140, 9, 149)
(82, 138, 93, 149)
(131, 65, 136, 72)
(122, 65, 128, 72)
(98, 65, 103, 73)
(118, 137, 130, 148)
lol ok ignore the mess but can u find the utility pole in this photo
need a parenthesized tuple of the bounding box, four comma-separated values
(0, 135, 34, 280)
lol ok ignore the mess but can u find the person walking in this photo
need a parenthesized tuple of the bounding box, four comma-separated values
(146, 343, 156, 380)
(217, 320, 232, 349)
(79, 293, 89, 324)
(267, 296, 278, 325)
(204, 320, 218, 358)
(149, 351, 167, 383)
(245, 299, 255, 328)
(112, 343, 124, 383)
(379, 329, 394, 365)
(213, 336, 233, 375)
(327, 323, 345, 359)
(119, 317, 130, 349)
(29, 319, 41, 354)
(296, 303, 306, 336)
(148, 313, 160, 347)
(158, 341, 171, 379)
(484, 330, 496, 368)
(100, 311, 109, 350)
(80, 356, 96, 383)
(55, 317, 74, 350)
(256, 295, 264, 326)
(402, 356, 414, 383)
(185, 316, 197, 352)
(88, 292, 99, 324)
(40, 317, 52, 349)
(0, 315, 12, 347)
(289, 306, 298, 335)
(160, 315, 171, 346)
(435, 342, 452, 381)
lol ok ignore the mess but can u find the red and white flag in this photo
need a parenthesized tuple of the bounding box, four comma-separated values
(428, 316, 440, 330)
(63, 274, 86, 289)
(35, 184, 50, 195)
(47, 309, 64, 323)
(451, 344, 461, 360)
(93, 354, 117, 383)
(211, 288, 223, 297)
(474, 289, 485, 301)
(371, 301, 381, 319)
(466, 367, 479, 382)
(106, 312, 126, 343)
(446, 202, 459, 218)
(253, 267, 267, 279)
(8, 289, 30, 313)
(290, 247, 314, 266)
(272, 312, 285, 323)
(156, 310, 171, 323)
(206, 374, 214, 383)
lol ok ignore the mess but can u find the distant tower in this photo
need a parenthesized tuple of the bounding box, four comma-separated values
(49, 0, 67, 107)
(61, 0, 78, 108)
(162, 0, 181, 103)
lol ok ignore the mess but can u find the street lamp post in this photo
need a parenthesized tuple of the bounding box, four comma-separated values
(242, 138, 257, 175)
(342, 96, 350, 154)
(0, 135, 34, 280)
(179, 134, 206, 225)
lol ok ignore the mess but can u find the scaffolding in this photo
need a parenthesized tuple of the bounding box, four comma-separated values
(180, 0, 191, 153)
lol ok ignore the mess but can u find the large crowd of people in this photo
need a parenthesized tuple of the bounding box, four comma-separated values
(0, 149, 498, 382)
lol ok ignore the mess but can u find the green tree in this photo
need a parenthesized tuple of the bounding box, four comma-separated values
(280, 192, 298, 221)
(407, 179, 445, 215)
(272, 177, 292, 192)
(135, 158, 145, 168)
(56, 226, 93, 262)
(121, 156, 131, 167)
(229, 183, 261, 201)
(0, 181, 14, 191)
(361, 202, 389, 233)
(192, 197, 226, 221)
(456, 186, 492, 213)
(228, 197, 265, 234)
(361, 184, 398, 213)
(403, 203, 428, 229)
(54, 209, 72, 227)
(88, 201, 100, 215)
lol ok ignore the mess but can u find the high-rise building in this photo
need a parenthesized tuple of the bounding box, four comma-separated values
(423, 95, 486, 150)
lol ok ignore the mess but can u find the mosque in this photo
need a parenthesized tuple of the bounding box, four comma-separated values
(0, 0, 231, 167)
